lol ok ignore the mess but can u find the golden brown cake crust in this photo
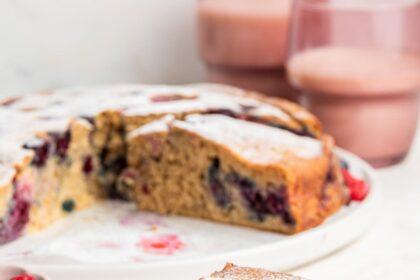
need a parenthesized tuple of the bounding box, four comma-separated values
(204, 263, 306, 280)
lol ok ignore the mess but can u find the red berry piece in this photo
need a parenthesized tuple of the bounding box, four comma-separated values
(10, 273, 36, 280)
(52, 131, 71, 159)
(342, 169, 369, 202)
(82, 155, 94, 175)
(23, 139, 50, 168)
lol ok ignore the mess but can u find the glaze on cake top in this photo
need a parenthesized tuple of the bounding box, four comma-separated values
(0, 84, 319, 188)
(174, 114, 323, 164)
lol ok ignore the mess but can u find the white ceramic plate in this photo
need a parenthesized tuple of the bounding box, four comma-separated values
(0, 149, 381, 280)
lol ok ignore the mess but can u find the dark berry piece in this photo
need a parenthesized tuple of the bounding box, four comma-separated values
(82, 156, 94, 175)
(300, 124, 315, 138)
(265, 192, 284, 214)
(265, 190, 295, 225)
(141, 185, 150, 195)
(51, 131, 71, 159)
(23, 139, 50, 168)
(206, 109, 239, 118)
(0, 182, 31, 244)
(110, 156, 127, 173)
(227, 173, 254, 190)
(209, 178, 230, 208)
(208, 158, 220, 178)
(228, 172, 295, 225)
(325, 167, 335, 183)
(100, 148, 127, 174)
(207, 158, 230, 208)
(62, 199, 75, 213)
(340, 159, 349, 170)
(231, 175, 265, 221)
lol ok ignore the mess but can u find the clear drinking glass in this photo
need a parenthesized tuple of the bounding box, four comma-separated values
(197, 0, 297, 100)
(287, 0, 420, 167)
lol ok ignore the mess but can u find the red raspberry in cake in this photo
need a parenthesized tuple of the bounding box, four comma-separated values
(22, 139, 50, 168)
(0, 179, 32, 244)
(342, 169, 369, 201)
(10, 273, 35, 280)
(82, 155, 94, 175)
(51, 131, 71, 160)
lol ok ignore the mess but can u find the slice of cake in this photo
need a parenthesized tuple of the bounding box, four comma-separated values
(126, 114, 346, 233)
(201, 263, 306, 280)
(0, 84, 349, 244)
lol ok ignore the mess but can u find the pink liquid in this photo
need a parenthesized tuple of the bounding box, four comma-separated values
(198, 0, 291, 68)
(288, 47, 420, 95)
(197, 0, 295, 99)
(289, 0, 420, 54)
(288, 47, 420, 166)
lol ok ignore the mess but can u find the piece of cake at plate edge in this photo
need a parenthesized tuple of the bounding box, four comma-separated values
(201, 263, 307, 280)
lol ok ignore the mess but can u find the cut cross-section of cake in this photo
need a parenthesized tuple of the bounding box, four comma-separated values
(126, 114, 346, 233)
(0, 83, 349, 244)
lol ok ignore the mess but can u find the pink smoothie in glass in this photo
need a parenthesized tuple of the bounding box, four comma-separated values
(198, 0, 291, 67)
(198, 0, 296, 99)
(288, 46, 420, 166)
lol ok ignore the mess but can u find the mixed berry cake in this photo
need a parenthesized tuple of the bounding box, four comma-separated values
(0, 84, 350, 244)
(201, 263, 306, 280)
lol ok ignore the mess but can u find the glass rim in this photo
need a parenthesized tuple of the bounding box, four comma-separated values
(295, 0, 420, 11)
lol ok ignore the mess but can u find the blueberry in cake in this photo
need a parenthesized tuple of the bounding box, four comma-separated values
(201, 263, 307, 280)
(0, 84, 349, 244)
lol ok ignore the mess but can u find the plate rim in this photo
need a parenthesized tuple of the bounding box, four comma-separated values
(7, 148, 382, 273)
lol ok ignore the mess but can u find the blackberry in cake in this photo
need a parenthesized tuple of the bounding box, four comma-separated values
(0, 84, 349, 244)
(201, 263, 307, 280)
(127, 114, 344, 233)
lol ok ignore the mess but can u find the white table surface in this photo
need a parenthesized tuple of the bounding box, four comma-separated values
(293, 122, 420, 280)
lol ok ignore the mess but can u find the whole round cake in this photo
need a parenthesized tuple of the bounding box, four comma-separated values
(0, 84, 348, 244)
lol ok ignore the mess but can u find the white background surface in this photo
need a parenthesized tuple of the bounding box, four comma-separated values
(293, 122, 420, 280)
(0, 0, 203, 95)
(0, 1, 419, 279)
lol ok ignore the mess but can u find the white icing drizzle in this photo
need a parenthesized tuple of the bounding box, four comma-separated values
(129, 115, 175, 137)
(0, 84, 314, 187)
(249, 104, 291, 121)
(174, 115, 322, 164)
